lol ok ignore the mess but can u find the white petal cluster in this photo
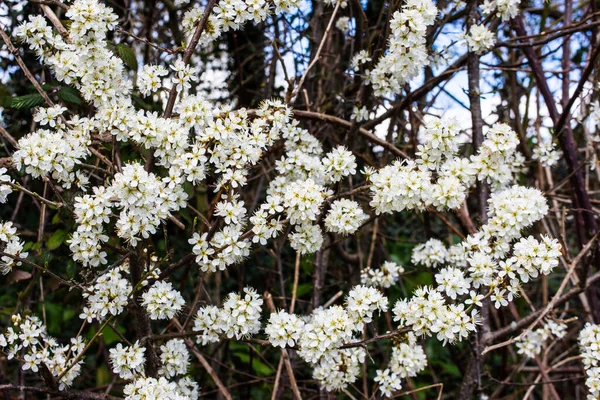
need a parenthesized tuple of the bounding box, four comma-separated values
(193, 287, 263, 343)
(411, 238, 448, 268)
(416, 117, 463, 170)
(110, 163, 187, 247)
(12, 122, 91, 188)
(322, 146, 357, 184)
(312, 347, 366, 391)
(141, 281, 185, 320)
(393, 287, 480, 344)
(580, 323, 600, 399)
(290, 223, 324, 254)
(265, 310, 305, 348)
(1, 314, 84, 390)
(124, 376, 199, 400)
(345, 285, 388, 328)
(533, 141, 562, 167)
(137, 64, 168, 97)
(109, 341, 146, 379)
(361, 261, 404, 289)
(516, 320, 568, 358)
(159, 339, 190, 378)
(297, 305, 355, 364)
(375, 333, 427, 397)
(465, 24, 496, 54)
(0, 168, 12, 204)
(470, 123, 522, 190)
(482, 0, 521, 21)
(368, 0, 437, 97)
(193, 305, 221, 345)
(69, 186, 112, 267)
(335, 17, 351, 34)
(350, 50, 371, 71)
(325, 199, 368, 235)
(369, 160, 434, 214)
(351, 106, 370, 122)
(0, 221, 28, 275)
(435, 267, 471, 299)
(486, 186, 549, 240)
(283, 179, 326, 224)
(80, 265, 132, 322)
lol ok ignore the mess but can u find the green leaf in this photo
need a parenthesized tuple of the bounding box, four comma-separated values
(47, 229, 69, 250)
(295, 283, 312, 298)
(0, 84, 9, 107)
(96, 364, 111, 386)
(10, 93, 44, 109)
(66, 260, 76, 279)
(102, 325, 125, 345)
(116, 43, 138, 70)
(233, 352, 274, 377)
(57, 86, 83, 105)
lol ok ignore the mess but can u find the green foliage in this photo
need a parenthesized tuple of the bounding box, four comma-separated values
(57, 86, 83, 105)
(46, 229, 69, 250)
(10, 93, 44, 109)
(115, 43, 138, 70)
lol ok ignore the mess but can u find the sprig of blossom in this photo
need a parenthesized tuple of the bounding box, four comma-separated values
(580, 323, 600, 399)
(109, 341, 146, 379)
(0, 221, 29, 275)
(80, 265, 132, 322)
(141, 281, 185, 320)
(367, 0, 437, 97)
(533, 141, 562, 167)
(325, 199, 368, 235)
(361, 261, 404, 288)
(464, 24, 496, 54)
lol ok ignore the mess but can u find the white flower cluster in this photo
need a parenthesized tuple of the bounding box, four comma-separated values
(533, 141, 562, 167)
(141, 281, 185, 320)
(80, 265, 132, 322)
(137, 64, 168, 97)
(193, 287, 263, 343)
(412, 238, 449, 268)
(124, 376, 199, 400)
(367, 0, 437, 97)
(393, 286, 480, 344)
(111, 163, 187, 247)
(159, 339, 190, 378)
(351, 50, 372, 72)
(464, 24, 496, 54)
(435, 267, 471, 299)
(325, 199, 368, 235)
(109, 341, 146, 379)
(516, 320, 567, 358)
(265, 310, 305, 348)
(13, 112, 91, 188)
(0, 314, 84, 390)
(471, 123, 523, 190)
(0, 167, 13, 203)
(345, 285, 389, 328)
(292, 287, 388, 391)
(375, 333, 427, 397)
(370, 119, 523, 214)
(351, 106, 370, 122)
(69, 186, 111, 267)
(312, 347, 366, 391)
(486, 186, 549, 241)
(361, 261, 404, 289)
(482, 0, 521, 21)
(336, 16, 351, 34)
(0, 221, 28, 275)
(182, 0, 299, 48)
(580, 323, 600, 399)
